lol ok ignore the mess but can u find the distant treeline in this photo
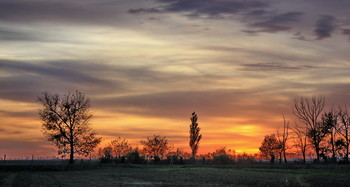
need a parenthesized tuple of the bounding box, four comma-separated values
(34, 91, 350, 165)
(98, 94, 350, 165)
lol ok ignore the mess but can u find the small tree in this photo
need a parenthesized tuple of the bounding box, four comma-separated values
(38, 91, 101, 164)
(126, 148, 145, 164)
(98, 146, 113, 163)
(259, 134, 282, 164)
(140, 135, 171, 161)
(189, 112, 202, 159)
(111, 137, 131, 161)
(211, 147, 235, 164)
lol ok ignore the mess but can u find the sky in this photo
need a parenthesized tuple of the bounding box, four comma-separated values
(1, 0, 350, 158)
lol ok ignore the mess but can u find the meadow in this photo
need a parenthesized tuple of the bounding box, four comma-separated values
(1, 162, 350, 186)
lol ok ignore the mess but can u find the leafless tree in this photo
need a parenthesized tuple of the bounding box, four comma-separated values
(189, 112, 202, 159)
(293, 94, 325, 160)
(277, 114, 289, 164)
(292, 123, 308, 163)
(140, 135, 172, 161)
(338, 106, 350, 162)
(38, 91, 101, 164)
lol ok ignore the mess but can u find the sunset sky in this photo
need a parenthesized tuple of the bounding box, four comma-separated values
(1, 0, 350, 158)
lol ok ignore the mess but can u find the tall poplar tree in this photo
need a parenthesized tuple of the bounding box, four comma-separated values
(189, 112, 202, 159)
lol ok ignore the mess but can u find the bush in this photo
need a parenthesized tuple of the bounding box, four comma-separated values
(99, 147, 113, 163)
(114, 156, 126, 163)
(99, 155, 113, 163)
(236, 157, 258, 165)
(166, 155, 184, 165)
(213, 154, 234, 164)
(126, 150, 145, 164)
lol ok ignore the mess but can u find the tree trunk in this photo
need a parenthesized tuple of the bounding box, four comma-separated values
(331, 134, 336, 159)
(302, 149, 306, 163)
(346, 129, 349, 164)
(346, 143, 349, 164)
(315, 146, 320, 161)
(69, 142, 74, 164)
(270, 154, 275, 164)
(283, 149, 287, 164)
(279, 152, 282, 164)
(191, 151, 196, 164)
(191, 156, 195, 164)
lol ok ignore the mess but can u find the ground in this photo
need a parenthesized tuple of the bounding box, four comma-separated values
(1, 164, 350, 186)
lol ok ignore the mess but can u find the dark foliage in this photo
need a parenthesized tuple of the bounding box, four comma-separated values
(140, 135, 171, 161)
(189, 112, 202, 159)
(126, 150, 146, 164)
(38, 91, 101, 164)
(259, 134, 282, 164)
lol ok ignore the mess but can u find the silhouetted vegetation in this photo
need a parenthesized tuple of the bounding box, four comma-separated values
(292, 123, 308, 163)
(211, 147, 235, 164)
(5, 90, 350, 186)
(189, 112, 202, 160)
(320, 110, 338, 161)
(38, 91, 101, 164)
(259, 134, 282, 164)
(126, 149, 146, 164)
(293, 94, 326, 160)
(140, 135, 172, 163)
(337, 106, 350, 163)
(98, 146, 113, 163)
(288, 95, 350, 163)
(98, 137, 132, 163)
(277, 114, 289, 164)
(111, 137, 131, 162)
(34, 91, 350, 166)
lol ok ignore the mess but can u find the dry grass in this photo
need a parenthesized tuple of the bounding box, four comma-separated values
(1, 164, 350, 186)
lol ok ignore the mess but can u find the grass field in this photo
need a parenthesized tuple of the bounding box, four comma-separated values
(1, 164, 350, 186)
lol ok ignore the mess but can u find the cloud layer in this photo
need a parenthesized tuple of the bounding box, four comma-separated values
(1, 0, 350, 157)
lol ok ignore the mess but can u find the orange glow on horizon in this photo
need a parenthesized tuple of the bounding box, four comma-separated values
(94, 112, 269, 156)
(0, 105, 278, 158)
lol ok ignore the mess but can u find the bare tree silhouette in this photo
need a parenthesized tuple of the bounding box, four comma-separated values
(292, 123, 308, 163)
(38, 91, 101, 164)
(189, 112, 202, 160)
(293, 94, 325, 160)
(277, 114, 289, 164)
(338, 106, 350, 163)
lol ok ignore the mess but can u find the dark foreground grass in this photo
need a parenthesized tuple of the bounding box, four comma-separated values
(1, 164, 350, 186)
